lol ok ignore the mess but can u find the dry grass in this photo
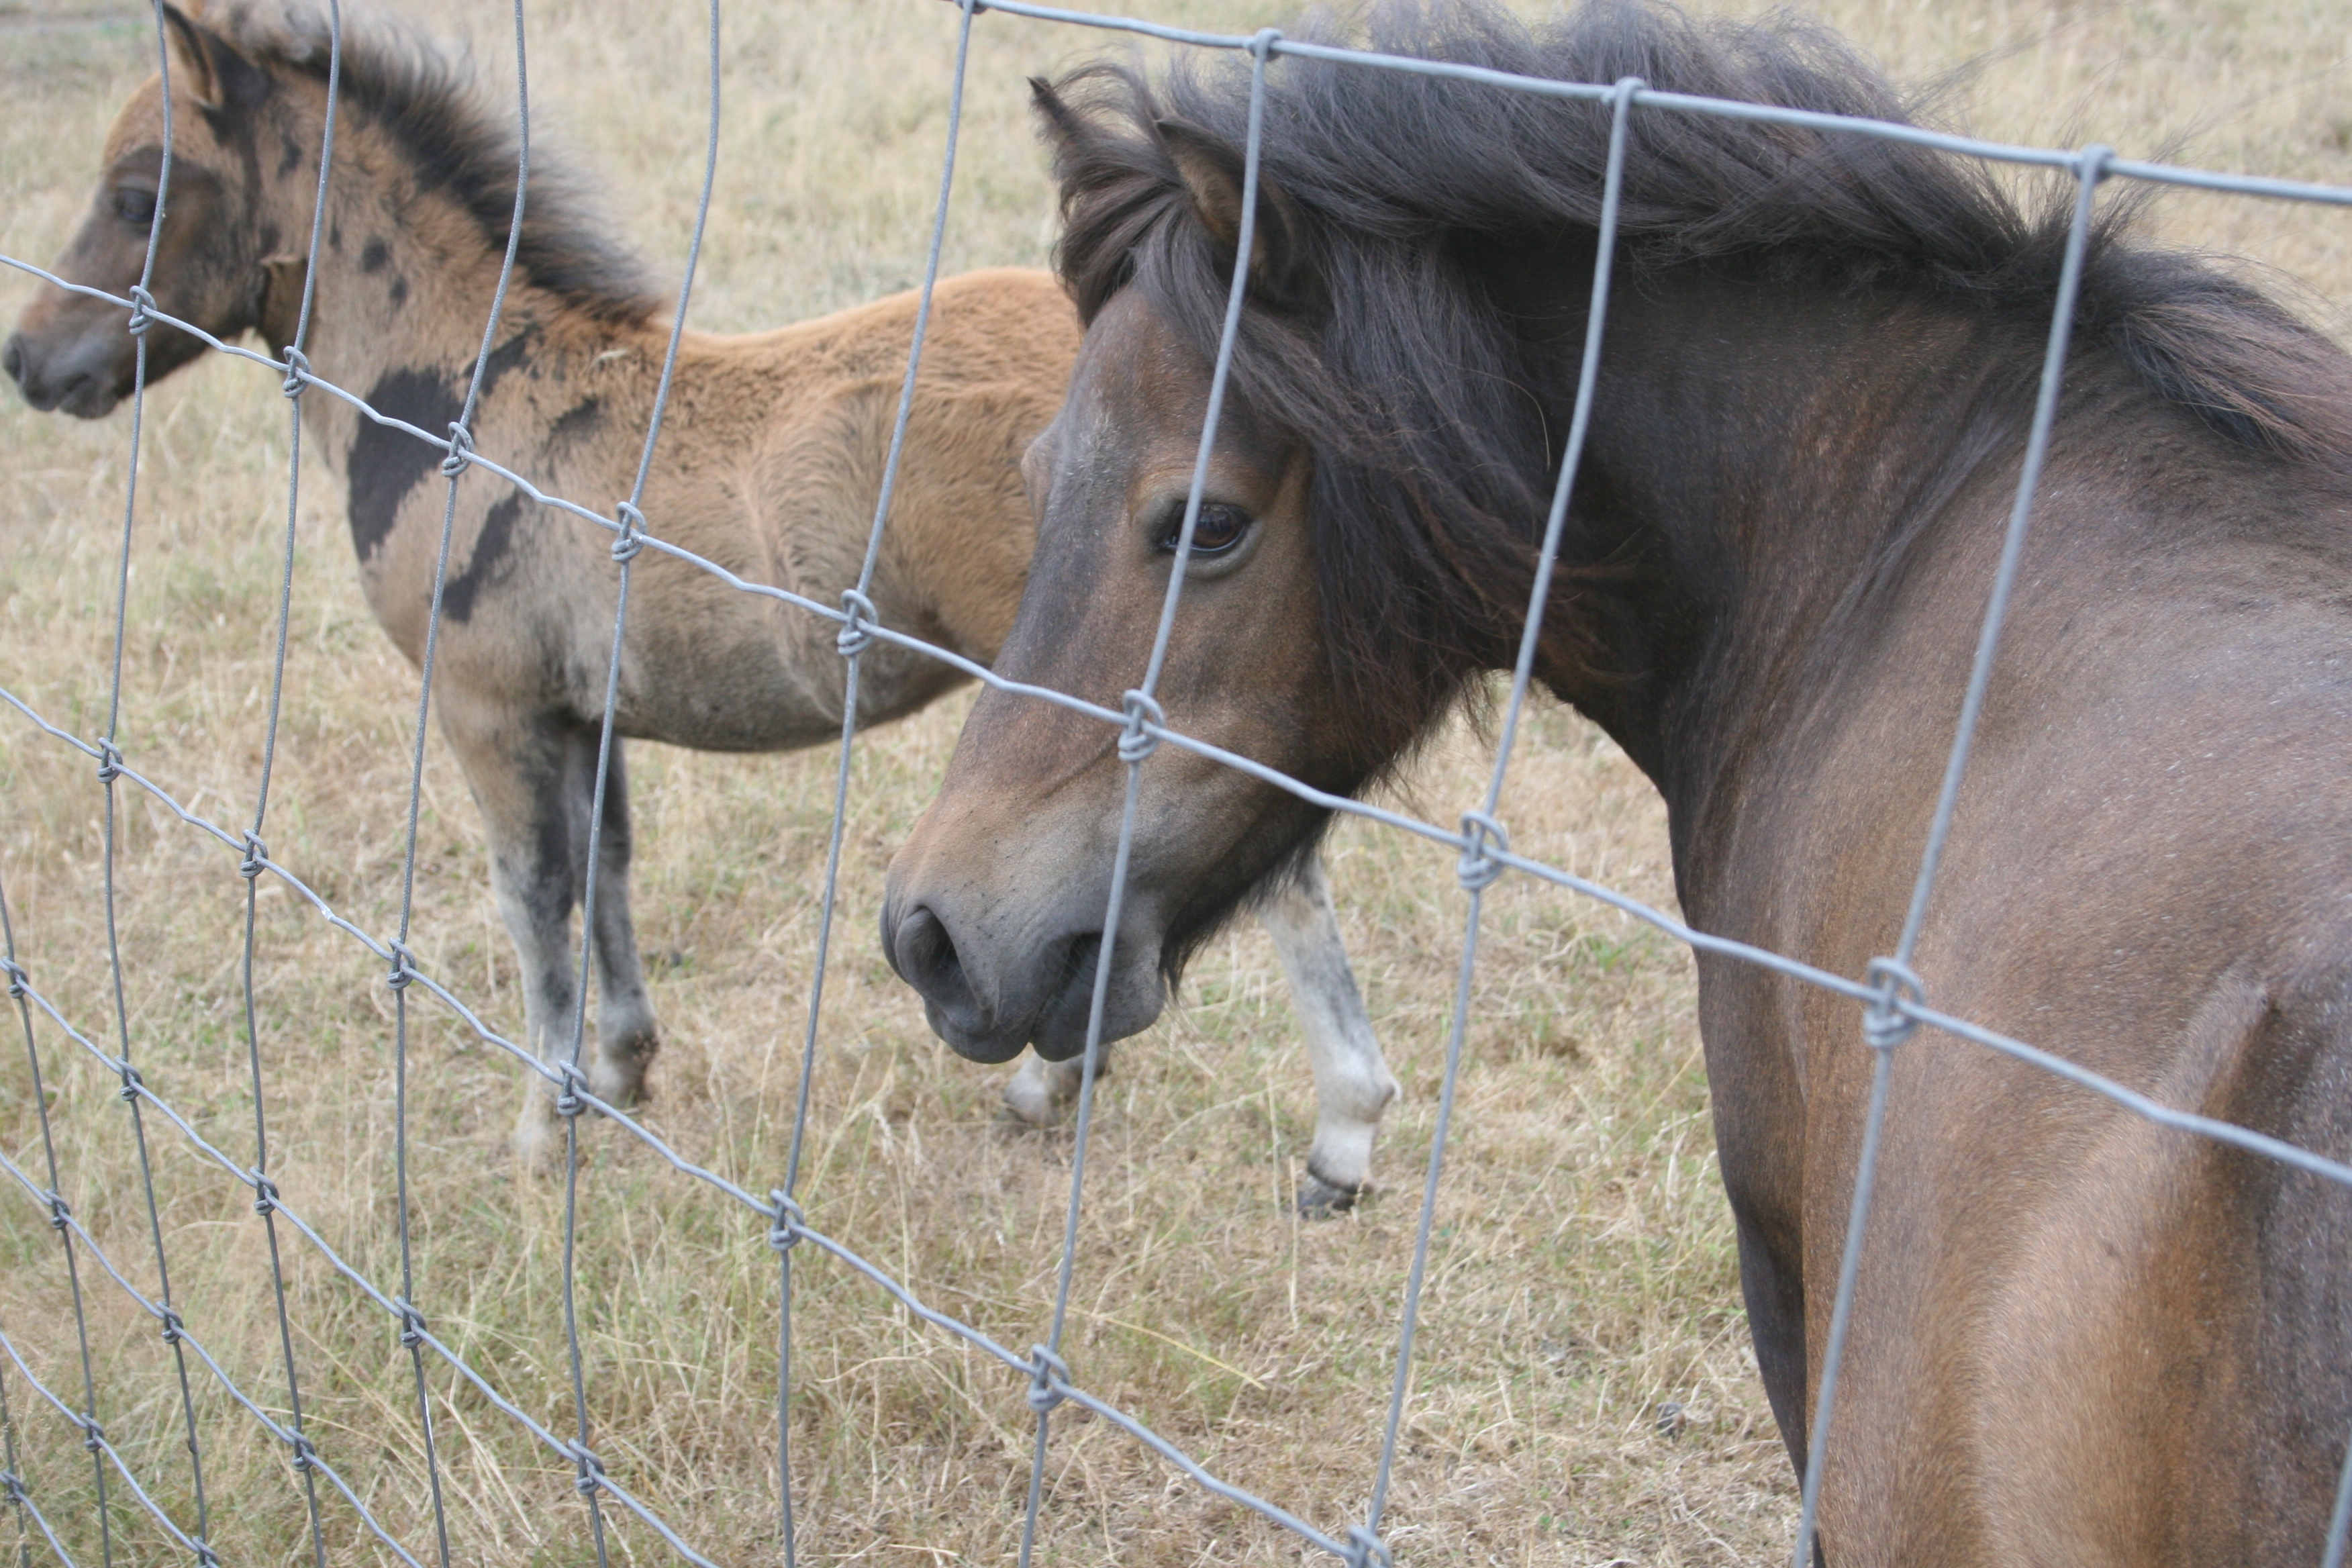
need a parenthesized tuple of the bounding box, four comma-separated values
(3, 0, 2348, 1563)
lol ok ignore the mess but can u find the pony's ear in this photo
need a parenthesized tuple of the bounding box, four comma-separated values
(1155, 117, 1310, 304)
(160, 3, 269, 111)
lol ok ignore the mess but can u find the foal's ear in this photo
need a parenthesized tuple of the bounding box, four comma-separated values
(160, 3, 270, 112)
(1155, 117, 1310, 304)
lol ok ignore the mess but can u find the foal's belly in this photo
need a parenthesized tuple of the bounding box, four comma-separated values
(607, 624, 973, 754)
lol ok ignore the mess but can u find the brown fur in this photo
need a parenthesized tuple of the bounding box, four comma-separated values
(884, 2, 2352, 1557)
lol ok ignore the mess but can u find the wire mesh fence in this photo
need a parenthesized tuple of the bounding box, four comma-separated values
(2, 0, 2351, 1564)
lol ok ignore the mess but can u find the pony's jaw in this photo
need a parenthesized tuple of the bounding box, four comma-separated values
(885, 289, 1339, 1065)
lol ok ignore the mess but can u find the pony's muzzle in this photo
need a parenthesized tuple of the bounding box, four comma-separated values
(885, 902, 1026, 1065)
(881, 887, 1163, 1065)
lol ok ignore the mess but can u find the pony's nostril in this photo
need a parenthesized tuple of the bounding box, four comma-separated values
(1, 334, 26, 389)
(891, 905, 979, 1020)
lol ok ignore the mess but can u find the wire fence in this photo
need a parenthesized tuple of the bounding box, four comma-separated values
(2, 0, 2351, 1564)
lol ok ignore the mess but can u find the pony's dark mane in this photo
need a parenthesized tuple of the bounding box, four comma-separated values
(1038, 0, 2352, 766)
(206, 0, 658, 326)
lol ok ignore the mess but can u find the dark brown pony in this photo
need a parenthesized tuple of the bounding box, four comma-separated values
(883, 0, 2352, 1557)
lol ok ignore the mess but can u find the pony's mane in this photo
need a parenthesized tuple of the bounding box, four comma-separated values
(200, 0, 659, 326)
(1038, 0, 2352, 764)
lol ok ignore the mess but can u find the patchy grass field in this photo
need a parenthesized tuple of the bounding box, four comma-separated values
(3, 1, 2347, 1563)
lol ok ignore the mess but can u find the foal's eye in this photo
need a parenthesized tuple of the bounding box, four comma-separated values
(113, 188, 157, 227)
(1159, 502, 1252, 557)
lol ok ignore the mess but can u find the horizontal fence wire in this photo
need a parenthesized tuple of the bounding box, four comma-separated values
(2, 0, 2350, 1563)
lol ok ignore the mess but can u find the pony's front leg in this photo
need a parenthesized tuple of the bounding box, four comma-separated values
(1259, 850, 1395, 1216)
(999, 1050, 1104, 1124)
(582, 738, 658, 1109)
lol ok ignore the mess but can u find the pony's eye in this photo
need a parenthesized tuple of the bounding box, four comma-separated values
(113, 187, 157, 226)
(1161, 502, 1252, 556)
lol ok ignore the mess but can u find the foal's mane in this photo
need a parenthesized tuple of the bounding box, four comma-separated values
(1038, 0, 2352, 758)
(196, 0, 658, 326)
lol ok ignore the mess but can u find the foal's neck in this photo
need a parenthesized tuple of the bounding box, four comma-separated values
(268, 88, 651, 458)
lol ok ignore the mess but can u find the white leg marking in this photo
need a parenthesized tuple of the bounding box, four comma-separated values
(1257, 849, 1396, 1213)
(1001, 1051, 1093, 1125)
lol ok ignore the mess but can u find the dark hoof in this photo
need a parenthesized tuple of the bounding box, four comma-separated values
(1295, 1170, 1366, 1218)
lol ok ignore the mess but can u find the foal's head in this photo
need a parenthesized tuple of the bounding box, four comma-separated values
(4, 6, 321, 417)
(6, 2, 651, 420)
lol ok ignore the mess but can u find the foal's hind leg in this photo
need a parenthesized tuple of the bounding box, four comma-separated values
(1259, 850, 1395, 1216)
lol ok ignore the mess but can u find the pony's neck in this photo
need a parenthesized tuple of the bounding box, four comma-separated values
(1554, 268, 2037, 816)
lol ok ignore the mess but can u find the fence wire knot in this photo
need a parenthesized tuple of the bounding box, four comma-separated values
(554, 1058, 589, 1120)
(287, 1432, 317, 1473)
(1026, 1344, 1070, 1416)
(1343, 1526, 1393, 1568)
(192, 1542, 221, 1568)
(239, 829, 268, 880)
(124, 285, 156, 337)
(279, 345, 310, 399)
(613, 500, 647, 562)
(250, 1171, 280, 1218)
(836, 587, 878, 659)
(1457, 811, 1511, 891)
(385, 939, 415, 992)
(157, 1306, 185, 1346)
(393, 1297, 428, 1349)
(1, 954, 26, 999)
(115, 1058, 142, 1104)
(43, 1189, 68, 1233)
(95, 738, 123, 785)
(768, 1189, 804, 1253)
(1863, 957, 1924, 1051)
(76, 1414, 103, 1454)
(567, 1440, 605, 1497)
(0, 1468, 22, 1502)
(1248, 26, 1283, 60)
(441, 421, 474, 479)
(1118, 690, 1164, 765)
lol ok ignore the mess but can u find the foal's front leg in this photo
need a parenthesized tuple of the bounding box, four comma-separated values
(442, 703, 655, 1162)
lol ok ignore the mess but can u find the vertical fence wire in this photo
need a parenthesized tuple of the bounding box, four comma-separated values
(775, 2, 983, 1560)
(82, 6, 192, 1563)
(1359, 72, 1640, 1560)
(1786, 142, 2112, 1568)
(552, 0, 726, 1549)
(379, 0, 539, 1556)
(1014, 27, 1279, 1567)
(0, 861, 109, 1568)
